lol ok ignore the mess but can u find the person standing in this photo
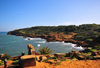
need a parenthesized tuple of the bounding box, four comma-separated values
(21, 51, 25, 56)
(0, 54, 7, 68)
(3, 58, 7, 68)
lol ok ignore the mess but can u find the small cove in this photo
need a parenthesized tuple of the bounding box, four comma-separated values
(0, 32, 84, 57)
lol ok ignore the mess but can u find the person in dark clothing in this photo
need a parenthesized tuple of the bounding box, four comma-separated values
(3, 58, 7, 68)
(21, 51, 25, 56)
(0, 54, 7, 68)
(39, 56, 42, 62)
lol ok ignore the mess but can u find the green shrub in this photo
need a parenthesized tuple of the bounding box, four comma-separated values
(2, 54, 11, 60)
(88, 56, 94, 60)
(60, 57, 66, 61)
(90, 49, 97, 52)
(94, 45, 100, 50)
(0, 60, 4, 66)
(12, 60, 19, 64)
(51, 56, 58, 59)
(38, 46, 53, 55)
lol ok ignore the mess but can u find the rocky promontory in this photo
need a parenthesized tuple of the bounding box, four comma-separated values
(8, 24, 100, 47)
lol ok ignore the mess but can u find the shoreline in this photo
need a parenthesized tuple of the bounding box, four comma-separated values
(7, 33, 88, 47)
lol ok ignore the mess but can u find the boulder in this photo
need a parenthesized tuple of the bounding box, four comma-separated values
(54, 53, 66, 59)
(91, 51, 100, 56)
(42, 56, 47, 61)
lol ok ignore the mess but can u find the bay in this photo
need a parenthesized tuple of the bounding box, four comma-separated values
(0, 32, 84, 57)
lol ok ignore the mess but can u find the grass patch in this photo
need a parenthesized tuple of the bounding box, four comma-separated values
(0, 60, 4, 66)
(90, 49, 97, 52)
(12, 60, 19, 64)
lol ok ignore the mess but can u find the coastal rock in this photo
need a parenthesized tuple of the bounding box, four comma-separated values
(91, 51, 100, 56)
(54, 53, 66, 59)
(42, 56, 47, 61)
(27, 44, 35, 55)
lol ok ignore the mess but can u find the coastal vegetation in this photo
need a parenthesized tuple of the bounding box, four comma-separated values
(38, 46, 54, 55)
(8, 24, 100, 48)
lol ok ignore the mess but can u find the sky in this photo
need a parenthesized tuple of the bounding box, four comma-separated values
(0, 0, 100, 32)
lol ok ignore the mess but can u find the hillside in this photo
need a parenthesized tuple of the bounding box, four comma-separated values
(8, 24, 100, 47)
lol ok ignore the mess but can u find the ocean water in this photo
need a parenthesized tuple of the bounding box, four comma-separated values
(0, 32, 84, 57)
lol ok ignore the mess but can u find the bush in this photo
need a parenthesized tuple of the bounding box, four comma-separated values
(94, 45, 100, 50)
(0, 60, 4, 66)
(38, 46, 54, 55)
(0, 54, 11, 60)
(12, 60, 19, 64)
(3, 54, 11, 60)
(52, 56, 58, 59)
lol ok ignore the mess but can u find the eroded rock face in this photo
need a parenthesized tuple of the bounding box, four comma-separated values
(27, 44, 35, 55)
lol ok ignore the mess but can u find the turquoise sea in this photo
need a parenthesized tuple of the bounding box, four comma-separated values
(0, 32, 84, 57)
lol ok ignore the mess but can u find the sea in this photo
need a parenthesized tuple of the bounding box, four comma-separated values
(0, 32, 84, 57)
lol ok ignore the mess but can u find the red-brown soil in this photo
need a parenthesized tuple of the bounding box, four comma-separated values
(1, 60, 100, 68)
(34, 60, 100, 68)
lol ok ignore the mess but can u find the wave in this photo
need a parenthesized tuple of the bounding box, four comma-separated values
(48, 41, 64, 43)
(34, 41, 46, 43)
(24, 37, 45, 40)
(63, 43, 84, 50)
(73, 46, 84, 50)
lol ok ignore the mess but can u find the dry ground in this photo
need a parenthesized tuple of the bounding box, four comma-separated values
(0, 60, 100, 68)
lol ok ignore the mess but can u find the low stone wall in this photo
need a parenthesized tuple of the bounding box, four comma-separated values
(20, 55, 36, 68)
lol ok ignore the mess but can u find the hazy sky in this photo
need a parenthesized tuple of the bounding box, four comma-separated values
(0, 0, 100, 31)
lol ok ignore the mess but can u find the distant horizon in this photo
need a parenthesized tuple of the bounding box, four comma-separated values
(0, 0, 100, 32)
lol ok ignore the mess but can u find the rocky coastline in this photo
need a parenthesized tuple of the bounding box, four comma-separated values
(0, 43, 100, 68)
(8, 32, 88, 47)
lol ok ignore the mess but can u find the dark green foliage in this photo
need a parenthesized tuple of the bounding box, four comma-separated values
(12, 60, 19, 64)
(0, 60, 4, 66)
(3, 54, 11, 60)
(38, 46, 54, 55)
(94, 45, 100, 50)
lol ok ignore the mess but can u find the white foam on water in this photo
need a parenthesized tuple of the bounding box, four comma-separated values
(73, 46, 84, 50)
(25, 37, 45, 40)
(63, 42, 84, 50)
(24, 37, 46, 43)
(34, 41, 46, 43)
(25, 37, 42, 40)
(48, 41, 64, 43)
(37, 44, 41, 47)
(48, 41, 65, 43)
(25, 37, 84, 50)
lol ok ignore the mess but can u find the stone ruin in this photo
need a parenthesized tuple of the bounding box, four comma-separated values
(27, 44, 35, 55)
(19, 44, 48, 68)
(20, 55, 36, 68)
(19, 44, 36, 68)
